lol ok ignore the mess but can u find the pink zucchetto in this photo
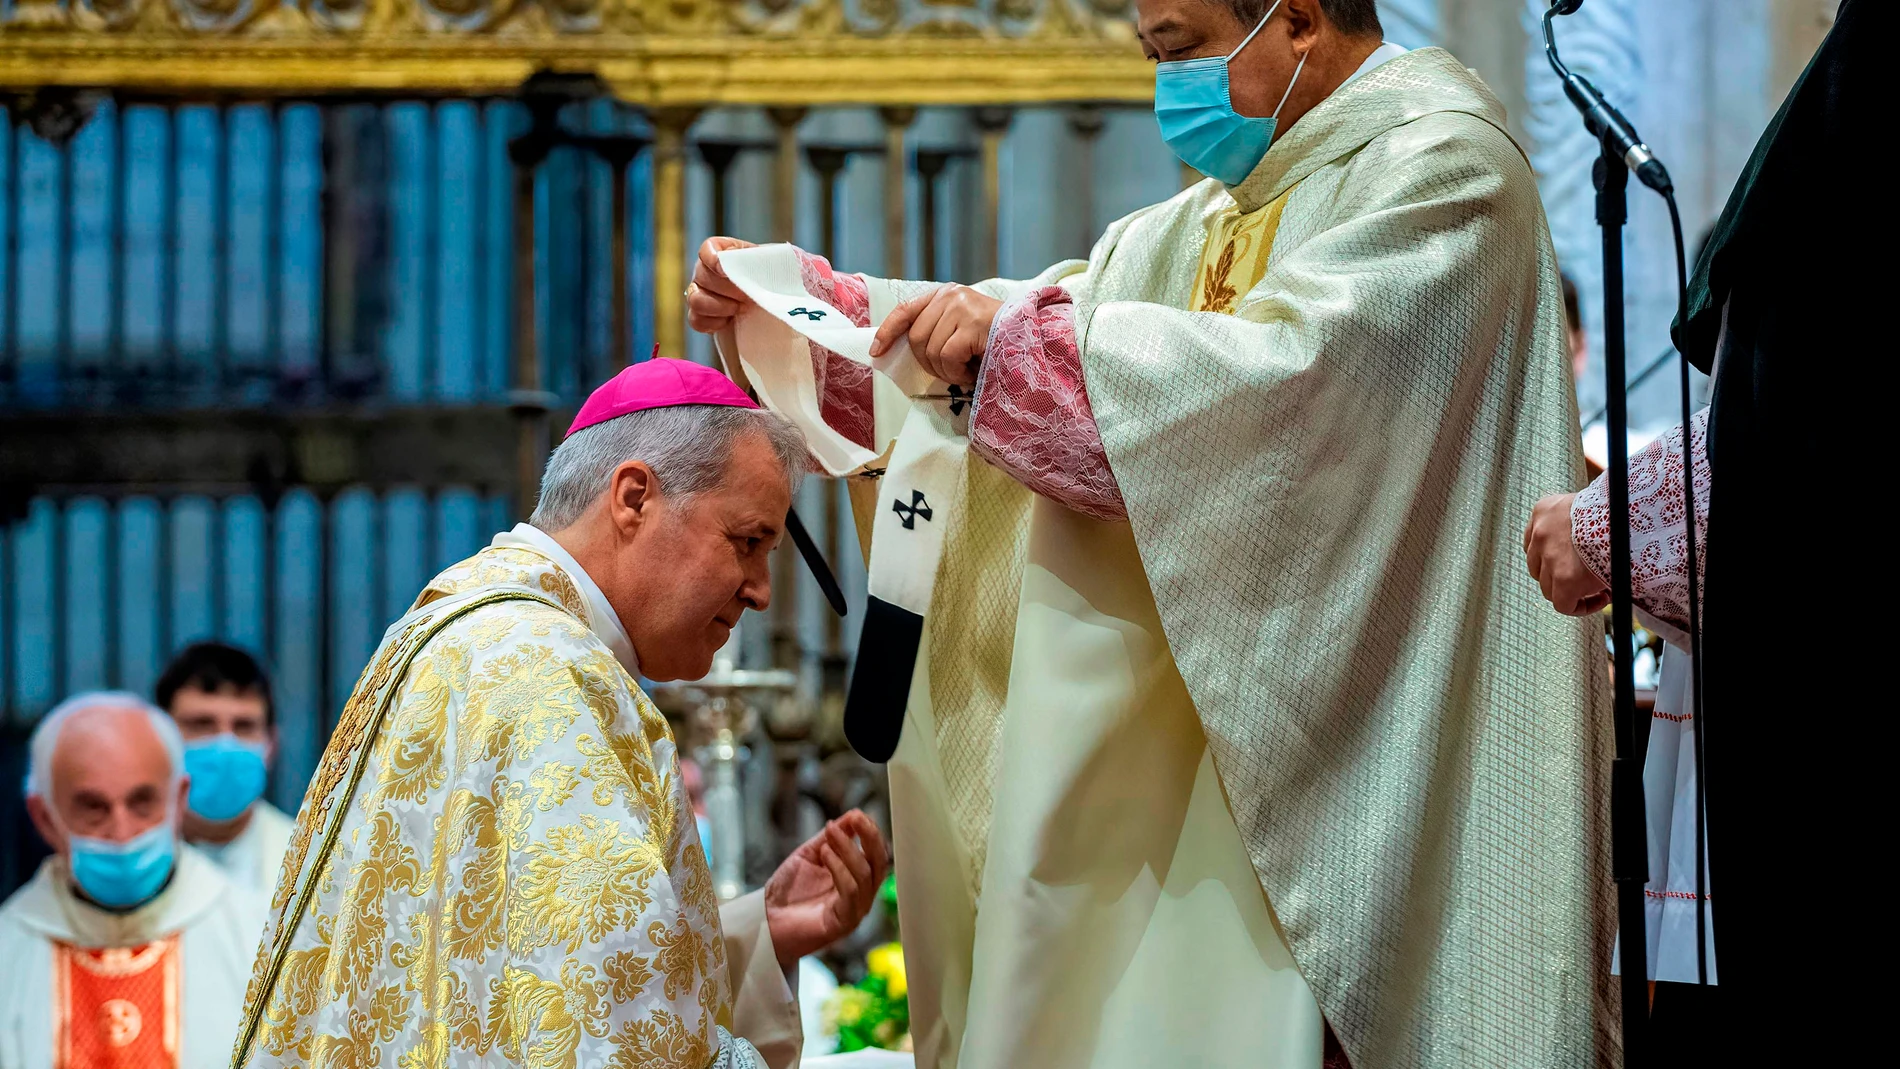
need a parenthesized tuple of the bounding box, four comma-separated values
(566, 356, 758, 436)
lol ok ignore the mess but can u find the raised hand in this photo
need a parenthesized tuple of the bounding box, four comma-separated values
(868, 284, 1003, 388)
(687, 236, 758, 336)
(763, 809, 890, 972)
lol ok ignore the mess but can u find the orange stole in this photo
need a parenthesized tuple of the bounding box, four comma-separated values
(52, 935, 181, 1069)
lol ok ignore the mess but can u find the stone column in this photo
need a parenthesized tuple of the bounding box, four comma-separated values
(768, 107, 807, 245)
(602, 139, 641, 371)
(651, 107, 700, 360)
(508, 135, 549, 521)
(1066, 104, 1105, 257)
(973, 106, 1013, 279)
(914, 149, 952, 280)
(880, 106, 917, 279)
(765, 108, 809, 676)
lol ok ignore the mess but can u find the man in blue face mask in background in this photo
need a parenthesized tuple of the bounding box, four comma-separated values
(0, 692, 266, 1069)
(691, 1, 1608, 1066)
(156, 642, 294, 897)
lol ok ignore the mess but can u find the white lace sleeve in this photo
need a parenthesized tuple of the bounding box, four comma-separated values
(1571, 408, 1710, 632)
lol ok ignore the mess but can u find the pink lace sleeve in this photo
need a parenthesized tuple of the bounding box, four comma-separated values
(1571, 408, 1710, 631)
(792, 248, 875, 449)
(970, 286, 1126, 521)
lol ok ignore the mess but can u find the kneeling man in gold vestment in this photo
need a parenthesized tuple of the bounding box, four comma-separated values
(234, 360, 888, 1069)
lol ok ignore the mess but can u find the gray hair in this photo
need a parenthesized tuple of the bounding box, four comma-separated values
(27, 690, 185, 802)
(530, 404, 809, 531)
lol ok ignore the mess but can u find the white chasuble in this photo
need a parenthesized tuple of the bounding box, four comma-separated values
(721, 229, 1320, 1069)
(725, 45, 1612, 1069)
(0, 846, 267, 1069)
(194, 801, 296, 898)
(234, 544, 784, 1069)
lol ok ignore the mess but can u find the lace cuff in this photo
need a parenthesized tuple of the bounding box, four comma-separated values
(970, 286, 1127, 521)
(709, 1027, 763, 1069)
(792, 248, 875, 449)
(1571, 408, 1711, 632)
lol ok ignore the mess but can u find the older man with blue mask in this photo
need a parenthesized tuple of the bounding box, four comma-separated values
(0, 691, 266, 1069)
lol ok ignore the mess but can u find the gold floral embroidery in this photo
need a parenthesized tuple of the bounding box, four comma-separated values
(604, 1009, 712, 1069)
(676, 842, 717, 926)
(457, 643, 589, 772)
(258, 914, 334, 1063)
(1196, 237, 1241, 313)
(363, 656, 455, 813)
(573, 732, 657, 810)
(494, 962, 611, 1069)
(308, 983, 408, 1069)
(602, 949, 654, 1003)
(647, 915, 712, 1002)
(634, 691, 675, 748)
(530, 762, 581, 810)
(434, 789, 508, 963)
(327, 809, 424, 998)
(512, 815, 661, 954)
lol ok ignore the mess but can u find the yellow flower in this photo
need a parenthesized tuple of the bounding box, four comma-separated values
(865, 942, 907, 1001)
(824, 986, 874, 1031)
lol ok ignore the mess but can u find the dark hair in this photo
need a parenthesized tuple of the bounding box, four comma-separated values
(155, 642, 273, 724)
(1560, 273, 1582, 334)
(1214, 0, 1382, 36)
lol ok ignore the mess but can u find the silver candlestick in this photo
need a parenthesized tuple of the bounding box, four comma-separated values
(656, 622, 797, 901)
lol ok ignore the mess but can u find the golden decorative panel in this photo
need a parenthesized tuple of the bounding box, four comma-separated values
(0, 0, 1154, 104)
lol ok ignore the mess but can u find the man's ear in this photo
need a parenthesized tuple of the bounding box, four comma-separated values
(173, 776, 191, 829)
(26, 795, 64, 854)
(607, 460, 662, 537)
(1284, 0, 1325, 44)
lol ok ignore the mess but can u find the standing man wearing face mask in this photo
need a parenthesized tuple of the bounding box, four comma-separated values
(156, 642, 296, 896)
(689, 1, 1607, 1067)
(0, 692, 267, 1069)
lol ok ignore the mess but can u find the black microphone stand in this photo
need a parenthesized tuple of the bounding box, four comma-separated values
(1545, 5, 1654, 1063)
(1593, 140, 1651, 1067)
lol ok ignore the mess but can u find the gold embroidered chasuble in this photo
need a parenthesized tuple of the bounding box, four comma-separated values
(732, 45, 1613, 1069)
(234, 544, 751, 1069)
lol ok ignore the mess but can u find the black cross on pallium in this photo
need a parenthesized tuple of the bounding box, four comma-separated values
(787, 306, 826, 322)
(891, 490, 933, 530)
(946, 384, 971, 416)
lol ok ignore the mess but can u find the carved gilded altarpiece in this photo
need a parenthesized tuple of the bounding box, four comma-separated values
(1, 0, 1153, 105)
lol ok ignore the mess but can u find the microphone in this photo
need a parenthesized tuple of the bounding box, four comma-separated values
(1544, 1, 1673, 194)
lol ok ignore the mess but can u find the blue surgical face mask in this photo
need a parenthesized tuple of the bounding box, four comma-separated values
(68, 823, 176, 911)
(1154, 0, 1312, 186)
(182, 735, 270, 823)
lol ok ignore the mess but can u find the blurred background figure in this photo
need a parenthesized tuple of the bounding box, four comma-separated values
(0, 692, 263, 1069)
(156, 641, 293, 896)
